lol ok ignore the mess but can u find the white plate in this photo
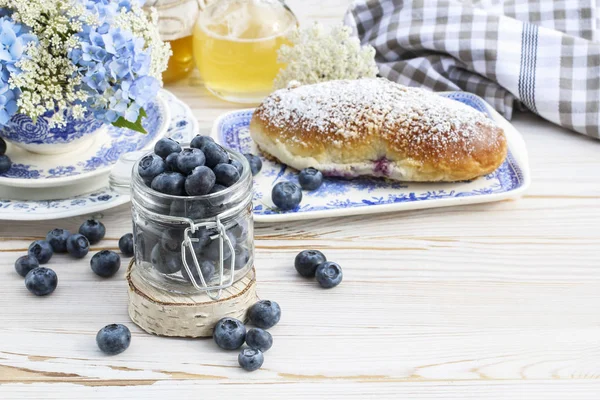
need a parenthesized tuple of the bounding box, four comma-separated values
(0, 90, 198, 221)
(0, 91, 171, 188)
(212, 92, 531, 223)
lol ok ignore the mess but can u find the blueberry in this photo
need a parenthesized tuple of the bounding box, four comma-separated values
(138, 154, 166, 185)
(25, 267, 57, 296)
(0, 154, 11, 174)
(185, 166, 216, 195)
(151, 243, 181, 274)
(28, 240, 53, 264)
(231, 220, 249, 242)
(294, 250, 326, 278)
(151, 172, 186, 196)
(154, 138, 181, 159)
(169, 200, 208, 220)
(202, 142, 229, 168)
(271, 182, 302, 211)
(90, 250, 121, 278)
(245, 328, 273, 352)
(243, 153, 262, 176)
(213, 163, 240, 187)
(0, 137, 5, 155)
(45, 228, 71, 253)
(238, 348, 264, 371)
(181, 260, 216, 285)
(165, 152, 180, 172)
(209, 184, 227, 194)
(190, 135, 214, 151)
(118, 233, 134, 257)
(298, 167, 324, 191)
(213, 317, 246, 350)
(203, 231, 236, 261)
(79, 219, 106, 245)
(15, 255, 39, 277)
(315, 261, 343, 289)
(176, 148, 205, 174)
(160, 229, 183, 253)
(96, 324, 131, 355)
(248, 300, 281, 329)
(234, 246, 250, 270)
(66, 233, 90, 259)
(230, 159, 243, 174)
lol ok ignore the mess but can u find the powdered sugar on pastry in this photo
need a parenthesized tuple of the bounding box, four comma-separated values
(250, 79, 507, 182)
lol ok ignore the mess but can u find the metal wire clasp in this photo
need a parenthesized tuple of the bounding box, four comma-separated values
(180, 214, 236, 300)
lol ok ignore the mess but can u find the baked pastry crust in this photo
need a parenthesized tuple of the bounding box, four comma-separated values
(250, 79, 507, 182)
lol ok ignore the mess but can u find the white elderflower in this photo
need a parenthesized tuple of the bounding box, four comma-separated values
(274, 23, 379, 90)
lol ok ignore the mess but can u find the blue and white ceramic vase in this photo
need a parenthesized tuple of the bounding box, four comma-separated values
(0, 107, 105, 155)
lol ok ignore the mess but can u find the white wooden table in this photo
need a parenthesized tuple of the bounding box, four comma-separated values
(1, 1, 599, 398)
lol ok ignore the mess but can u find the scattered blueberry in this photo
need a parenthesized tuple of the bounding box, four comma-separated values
(0, 137, 5, 155)
(25, 267, 58, 296)
(28, 240, 53, 264)
(138, 153, 166, 185)
(271, 182, 302, 211)
(15, 255, 39, 278)
(298, 167, 324, 191)
(190, 135, 214, 151)
(79, 219, 106, 245)
(181, 260, 215, 285)
(66, 233, 90, 259)
(165, 152, 180, 172)
(118, 233, 134, 257)
(248, 300, 281, 329)
(0, 154, 11, 174)
(151, 172, 186, 196)
(243, 153, 262, 176)
(294, 250, 327, 278)
(238, 348, 264, 371)
(150, 244, 181, 274)
(154, 138, 182, 159)
(213, 163, 240, 187)
(245, 328, 273, 352)
(90, 250, 121, 278)
(96, 324, 131, 355)
(185, 166, 216, 196)
(176, 148, 205, 174)
(209, 184, 227, 194)
(46, 228, 71, 253)
(315, 261, 343, 289)
(202, 142, 229, 168)
(213, 317, 246, 350)
(230, 159, 243, 174)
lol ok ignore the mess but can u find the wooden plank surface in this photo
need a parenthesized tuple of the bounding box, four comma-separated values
(1, 1, 600, 398)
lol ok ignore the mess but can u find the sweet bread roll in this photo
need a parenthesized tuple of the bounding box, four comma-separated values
(250, 79, 507, 182)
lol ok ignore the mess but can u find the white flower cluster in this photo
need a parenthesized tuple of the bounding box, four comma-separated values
(274, 23, 379, 90)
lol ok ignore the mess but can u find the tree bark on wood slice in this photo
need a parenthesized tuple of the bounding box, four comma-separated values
(126, 259, 258, 338)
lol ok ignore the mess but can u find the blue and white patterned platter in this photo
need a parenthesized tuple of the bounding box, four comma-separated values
(0, 90, 198, 221)
(0, 91, 172, 188)
(213, 92, 531, 223)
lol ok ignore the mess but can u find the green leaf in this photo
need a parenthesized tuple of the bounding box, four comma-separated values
(111, 108, 148, 134)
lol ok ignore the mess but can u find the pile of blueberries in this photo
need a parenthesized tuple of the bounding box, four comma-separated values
(213, 300, 281, 372)
(138, 136, 262, 196)
(13, 219, 135, 355)
(0, 137, 11, 174)
(271, 167, 324, 211)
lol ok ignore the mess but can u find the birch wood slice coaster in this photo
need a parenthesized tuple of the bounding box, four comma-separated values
(126, 259, 258, 338)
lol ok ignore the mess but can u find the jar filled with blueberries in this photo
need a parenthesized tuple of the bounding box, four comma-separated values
(130, 135, 255, 297)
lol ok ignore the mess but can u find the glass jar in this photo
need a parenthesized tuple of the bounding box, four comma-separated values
(193, 0, 298, 103)
(130, 150, 254, 299)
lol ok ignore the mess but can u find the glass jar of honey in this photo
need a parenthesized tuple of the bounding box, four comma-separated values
(193, 0, 298, 103)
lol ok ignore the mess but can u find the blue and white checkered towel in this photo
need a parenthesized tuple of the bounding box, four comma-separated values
(344, 0, 600, 139)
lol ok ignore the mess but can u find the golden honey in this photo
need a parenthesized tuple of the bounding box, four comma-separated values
(162, 36, 195, 84)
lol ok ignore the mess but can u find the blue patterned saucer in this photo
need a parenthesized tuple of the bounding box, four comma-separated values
(0, 90, 198, 221)
(213, 92, 531, 222)
(0, 91, 172, 188)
